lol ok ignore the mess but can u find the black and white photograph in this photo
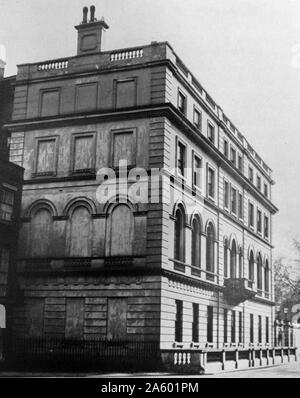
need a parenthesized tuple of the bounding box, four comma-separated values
(0, 0, 300, 385)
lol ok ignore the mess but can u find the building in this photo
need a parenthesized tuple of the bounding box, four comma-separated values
(0, 55, 24, 359)
(5, 6, 295, 371)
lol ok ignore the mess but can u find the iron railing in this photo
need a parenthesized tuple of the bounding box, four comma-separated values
(3, 336, 161, 372)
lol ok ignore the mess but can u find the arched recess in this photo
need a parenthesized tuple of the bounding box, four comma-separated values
(106, 203, 134, 256)
(66, 201, 93, 257)
(191, 214, 202, 267)
(63, 197, 97, 217)
(206, 221, 215, 276)
(30, 203, 54, 257)
(230, 239, 237, 278)
(174, 204, 186, 262)
(26, 199, 58, 218)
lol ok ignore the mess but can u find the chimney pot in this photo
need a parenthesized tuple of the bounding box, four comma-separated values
(82, 7, 88, 23)
(90, 5, 96, 22)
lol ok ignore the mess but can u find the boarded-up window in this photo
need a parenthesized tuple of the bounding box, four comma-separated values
(0, 305, 6, 328)
(65, 298, 85, 339)
(107, 298, 128, 340)
(115, 79, 136, 109)
(40, 90, 60, 117)
(73, 135, 94, 171)
(27, 299, 44, 337)
(110, 205, 133, 256)
(36, 139, 56, 174)
(113, 132, 135, 167)
(69, 206, 91, 257)
(75, 83, 97, 112)
(31, 208, 52, 257)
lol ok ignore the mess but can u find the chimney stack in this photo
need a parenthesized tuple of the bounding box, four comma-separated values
(75, 5, 109, 55)
(0, 44, 6, 79)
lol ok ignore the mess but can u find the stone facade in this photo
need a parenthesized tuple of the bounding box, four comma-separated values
(6, 8, 282, 366)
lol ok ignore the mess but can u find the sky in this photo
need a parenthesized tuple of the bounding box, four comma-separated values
(0, 0, 300, 263)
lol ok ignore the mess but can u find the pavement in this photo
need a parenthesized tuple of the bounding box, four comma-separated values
(0, 360, 299, 378)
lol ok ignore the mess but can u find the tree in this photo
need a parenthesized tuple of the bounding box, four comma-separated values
(274, 239, 300, 305)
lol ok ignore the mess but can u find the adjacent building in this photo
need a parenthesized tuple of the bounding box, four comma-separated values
(5, 6, 289, 370)
(0, 56, 24, 356)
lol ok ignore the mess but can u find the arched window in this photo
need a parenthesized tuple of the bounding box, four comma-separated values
(257, 254, 263, 291)
(31, 208, 52, 257)
(69, 206, 92, 257)
(206, 222, 215, 277)
(110, 204, 133, 256)
(238, 248, 243, 278)
(174, 207, 185, 262)
(224, 239, 228, 278)
(230, 240, 237, 278)
(191, 217, 201, 267)
(265, 259, 270, 293)
(248, 251, 255, 284)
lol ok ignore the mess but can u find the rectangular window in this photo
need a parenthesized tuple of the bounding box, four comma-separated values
(36, 138, 57, 175)
(248, 166, 254, 183)
(224, 309, 228, 344)
(73, 134, 95, 172)
(238, 154, 243, 171)
(178, 91, 186, 115)
(207, 306, 213, 343)
(177, 141, 186, 177)
(231, 187, 237, 215)
(207, 122, 215, 144)
(75, 83, 98, 111)
(207, 167, 215, 199)
(238, 193, 243, 219)
(266, 317, 269, 344)
(264, 183, 268, 198)
(250, 314, 254, 344)
(239, 312, 243, 344)
(224, 139, 229, 157)
(193, 155, 202, 189)
(258, 315, 262, 343)
(192, 303, 199, 343)
(113, 131, 135, 168)
(224, 180, 229, 209)
(193, 108, 201, 130)
(257, 209, 262, 233)
(115, 79, 136, 108)
(257, 175, 261, 191)
(248, 202, 254, 228)
(230, 147, 236, 166)
(231, 310, 236, 343)
(264, 215, 269, 239)
(175, 300, 183, 342)
(0, 189, 15, 221)
(40, 89, 60, 117)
